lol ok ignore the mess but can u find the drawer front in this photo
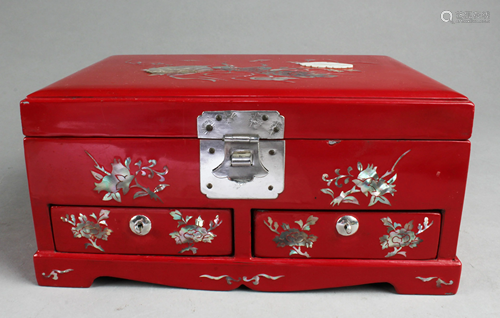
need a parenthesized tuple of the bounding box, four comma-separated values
(254, 211, 440, 259)
(51, 206, 232, 255)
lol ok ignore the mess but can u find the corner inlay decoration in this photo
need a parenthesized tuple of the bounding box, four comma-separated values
(42, 269, 74, 280)
(416, 276, 454, 288)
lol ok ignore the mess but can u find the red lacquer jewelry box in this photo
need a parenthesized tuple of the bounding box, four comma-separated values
(21, 55, 473, 294)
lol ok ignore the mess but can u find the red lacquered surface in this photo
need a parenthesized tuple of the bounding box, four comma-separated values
(254, 211, 441, 259)
(21, 55, 473, 294)
(51, 206, 232, 256)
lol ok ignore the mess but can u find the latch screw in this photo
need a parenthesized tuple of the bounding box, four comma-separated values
(207, 183, 213, 189)
(268, 185, 274, 191)
(206, 124, 214, 132)
(269, 149, 276, 155)
(273, 126, 280, 133)
(209, 148, 215, 154)
(262, 115, 269, 121)
(215, 114, 223, 121)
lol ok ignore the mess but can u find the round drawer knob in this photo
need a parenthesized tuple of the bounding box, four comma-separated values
(336, 215, 359, 236)
(129, 215, 152, 235)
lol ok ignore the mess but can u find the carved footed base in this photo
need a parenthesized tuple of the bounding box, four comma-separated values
(34, 251, 461, 295)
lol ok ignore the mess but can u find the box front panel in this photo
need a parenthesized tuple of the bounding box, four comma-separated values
(24, 137, 469, 261)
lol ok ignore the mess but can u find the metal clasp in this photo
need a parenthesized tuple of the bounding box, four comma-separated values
(197, 111, 285, 199)
(212, 135, 268, 183)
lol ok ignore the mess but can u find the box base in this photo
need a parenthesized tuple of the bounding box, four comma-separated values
(34, 251, 461, 295)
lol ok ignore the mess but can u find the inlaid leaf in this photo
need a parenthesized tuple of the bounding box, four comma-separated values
(185, 216, 192, 223)
(393, 222, 402, 229)
(321, 188, 334, 198)
(404, 220, 414, 230)
(170, 210, 183, 221)
(282, 223, 290, 230)
(387, 173, 397, 184)
(90, 213, 97, 220)
(377, 196, 391, 206)
(344, 178, 350, 184)
(347, 166, 353, 174)
(103, 192, 113, 201)
(113, 192, 122, 202)
(125, 157, 131, 169)
(368, 195, 377, 206)
(335, 168, 341, 175)
(267, 217, 273, 225)
(306, 215, 318, 226)
(289, 250, 298, 256)
(385, 249, 398, 258)
(91, 171, 103, 181)
(342, 196, 359, 205)
(295, 220, 304, 228)
(133, 191, 149, 199)
(381, 218, 393, 228)
(195, 216, 204, 227)
(154, 184, 169, 193)
(357, 162, 363, 171)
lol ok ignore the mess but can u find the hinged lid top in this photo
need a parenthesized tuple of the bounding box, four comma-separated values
(27, 55, 466, 100)
(21, 55, 474, 140)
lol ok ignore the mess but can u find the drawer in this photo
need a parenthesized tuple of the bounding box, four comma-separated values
(51, 206, 232, 256)
(254, 211, 440, 259)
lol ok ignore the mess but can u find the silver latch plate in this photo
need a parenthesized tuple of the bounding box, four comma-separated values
(200, 139, 285, 199)
(198, 111, 285, 199)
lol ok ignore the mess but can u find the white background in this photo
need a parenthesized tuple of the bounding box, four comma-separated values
(1, 1, 499, 317)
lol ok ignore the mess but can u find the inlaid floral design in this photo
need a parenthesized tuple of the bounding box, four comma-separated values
(264, 215, 318, 258)
(379, 216, 433, 258)
(321, 150, 410, 207)
(142, 60, 357, 82)
(61, 210, 112, 252)
(86, 151, 168, 203)
(169, 210, 222, 254)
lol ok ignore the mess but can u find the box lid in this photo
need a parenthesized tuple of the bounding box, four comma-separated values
(21, 55, 474, 140)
